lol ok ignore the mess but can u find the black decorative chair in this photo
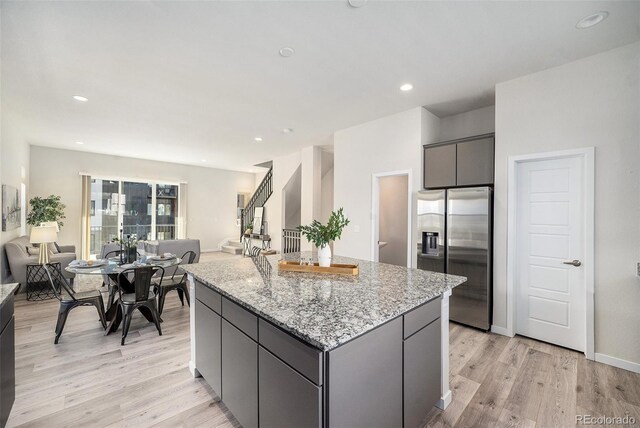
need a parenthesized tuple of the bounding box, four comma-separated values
(157, 251, 196, 315)
(101, 248, 123, 295)
(44, 263, 107, 344)
(117, 266, 164, 345)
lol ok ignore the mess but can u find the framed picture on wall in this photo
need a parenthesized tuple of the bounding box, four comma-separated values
(2, 184, 21, 231)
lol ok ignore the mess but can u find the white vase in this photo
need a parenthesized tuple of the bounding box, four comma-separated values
(318, 244, 332, 267)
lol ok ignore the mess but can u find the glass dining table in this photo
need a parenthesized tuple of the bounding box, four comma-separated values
(65, 256, 181, 335)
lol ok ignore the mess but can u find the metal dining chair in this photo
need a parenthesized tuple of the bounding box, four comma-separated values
(44, 263, 107, 344)
(157, 251, 196, 315)
(117, 266, 164, 345)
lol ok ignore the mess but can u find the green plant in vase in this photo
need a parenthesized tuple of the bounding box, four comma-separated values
(297, 208, 350, 267)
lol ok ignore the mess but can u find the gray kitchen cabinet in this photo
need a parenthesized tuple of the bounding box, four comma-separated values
(404, 318, 441, 428)
(0, 295, 15, 428)
(258, 347, 322, 428)
(456, 136, 494, 185)
(328, 317, 403, 428)
(258, 319, 323, 386)
(195, 299, 221, 395)
(221, 319, 258, 428)
(423, 134, 495, 188)
(423, 144, 457, 189)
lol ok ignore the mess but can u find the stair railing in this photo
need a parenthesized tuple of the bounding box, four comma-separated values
(240, 166, 273, 238)
(282, 229, 301, 254)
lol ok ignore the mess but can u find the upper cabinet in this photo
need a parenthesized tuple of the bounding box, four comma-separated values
(423, 144, 457, 188)
(423, 134, 494, 189)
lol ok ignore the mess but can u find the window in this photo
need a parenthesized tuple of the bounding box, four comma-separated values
(88, 178, 180, 256)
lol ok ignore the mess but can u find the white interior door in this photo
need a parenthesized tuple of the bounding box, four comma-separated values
(515, 156, 585, 351)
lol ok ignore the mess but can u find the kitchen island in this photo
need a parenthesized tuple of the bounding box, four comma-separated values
(184, 253, 466, 428)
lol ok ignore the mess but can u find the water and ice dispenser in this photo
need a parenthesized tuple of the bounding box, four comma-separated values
(421, 231, 439, 256)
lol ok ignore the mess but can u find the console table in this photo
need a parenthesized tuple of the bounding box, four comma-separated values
(242, 233, 271, 256)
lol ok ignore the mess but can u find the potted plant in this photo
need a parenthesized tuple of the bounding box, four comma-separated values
(297, 208, 350, 267)
(26, 195, 66, 229)
(245, 221, 253, 235)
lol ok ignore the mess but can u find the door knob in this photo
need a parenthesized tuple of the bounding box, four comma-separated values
(562, 259, 582, 267)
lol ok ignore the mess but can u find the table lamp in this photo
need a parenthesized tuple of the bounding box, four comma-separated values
(40, 221, 60, 232)
(30, 225, 58, 264)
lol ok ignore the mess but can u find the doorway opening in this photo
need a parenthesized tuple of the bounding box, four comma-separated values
(372, 171, 411, 267)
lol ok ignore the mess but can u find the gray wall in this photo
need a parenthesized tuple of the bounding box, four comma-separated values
(29, 146, 256, 253)
(494, 42, 640, 365)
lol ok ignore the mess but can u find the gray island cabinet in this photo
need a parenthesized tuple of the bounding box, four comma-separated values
(184, 253, 466, 428)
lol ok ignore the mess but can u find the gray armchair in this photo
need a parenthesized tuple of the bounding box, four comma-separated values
(4, 235, 76, 289)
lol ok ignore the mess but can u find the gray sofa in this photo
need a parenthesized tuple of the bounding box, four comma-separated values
(100, 239, 200, 277)
(4, 235, 76, 288)
(151, 239, 201, 277)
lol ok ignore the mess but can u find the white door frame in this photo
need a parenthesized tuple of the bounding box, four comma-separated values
(506, 147, 594, 359)
(371, 170, 412, 268)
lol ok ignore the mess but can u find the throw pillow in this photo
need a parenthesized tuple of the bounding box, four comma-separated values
(26, 246, 40, 256)
(48, 243, 59, 254)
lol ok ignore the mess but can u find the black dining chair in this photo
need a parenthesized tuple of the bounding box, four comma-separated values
(101, 248, 122, 297)
(157, 251, 196, 315)
(44, 263, 107, 344)
(117, 266, 164, 345)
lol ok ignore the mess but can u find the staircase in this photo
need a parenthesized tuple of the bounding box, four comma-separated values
(240, 166, 273, 238)
(221, 239, 243, 255)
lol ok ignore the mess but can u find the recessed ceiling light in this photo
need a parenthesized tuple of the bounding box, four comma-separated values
(254, 137, 263, 142)
(576, 11, 609, 29)
(348, 0, 367, 8)
(400, 83, 413, 92)
(279, 47, 295, 58)
(73, 95, 88, 102)
(75, 141, 84, 145)
(282, 128, 293, 134)
(201, 159, 207, 163)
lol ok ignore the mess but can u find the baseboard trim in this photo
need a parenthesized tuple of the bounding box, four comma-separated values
(189, 360, 201, 378)
(490, 325, 513, 337)
(437, 390, 452, 410)
(595, 353, 640, 374)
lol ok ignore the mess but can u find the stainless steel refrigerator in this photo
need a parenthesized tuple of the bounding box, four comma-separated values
(416, 187, 492, 330)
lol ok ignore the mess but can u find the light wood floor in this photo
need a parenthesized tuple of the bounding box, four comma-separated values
(7, 253, 640, 427)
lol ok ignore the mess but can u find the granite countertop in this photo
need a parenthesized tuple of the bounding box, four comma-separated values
(0, 283, 19, 309)
(184, 252, 466, 351)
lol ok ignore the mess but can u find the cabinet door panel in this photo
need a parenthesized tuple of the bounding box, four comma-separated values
(329, 317, 403, 428)
(259, 319, 323, 385)
(259, 347, 322, 428)
(195, 300, 221, 395)
(424, 144, 456, 189)
(456, 137, 494, 185)
(0, 316, 15, 428)
(222, 320, 258, 428)
(196, 281, 221, 314)
(404, 318, 441, 428)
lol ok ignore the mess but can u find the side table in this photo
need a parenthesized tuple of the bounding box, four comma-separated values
(26, 262, 61, 301)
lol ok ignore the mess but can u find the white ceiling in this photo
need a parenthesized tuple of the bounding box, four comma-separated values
(2, 1, 639, 172)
